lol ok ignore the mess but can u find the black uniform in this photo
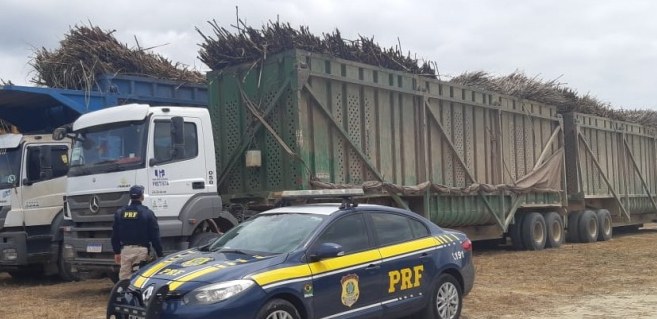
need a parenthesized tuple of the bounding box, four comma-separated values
(111, 201, 164, 257)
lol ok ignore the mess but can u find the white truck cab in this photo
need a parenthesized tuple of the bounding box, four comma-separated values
(58, 104, 236, 277)
(0, 133, 73, 279)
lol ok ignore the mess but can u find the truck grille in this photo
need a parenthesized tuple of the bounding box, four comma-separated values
(67, 192, 129, 221)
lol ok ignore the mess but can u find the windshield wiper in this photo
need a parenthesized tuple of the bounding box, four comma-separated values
(215, 248, 251, 255)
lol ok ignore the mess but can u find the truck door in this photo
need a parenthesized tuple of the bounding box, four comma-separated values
(147, 116, 207, 219)
(21, 144, 69, 227)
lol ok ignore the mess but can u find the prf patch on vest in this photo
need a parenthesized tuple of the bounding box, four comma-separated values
(123, 211, 139, 219)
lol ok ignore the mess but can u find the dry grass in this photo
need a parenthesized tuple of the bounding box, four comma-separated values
(2, 226, 657, 318)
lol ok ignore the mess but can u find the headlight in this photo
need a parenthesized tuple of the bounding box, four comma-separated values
(183, 280, 255, 305)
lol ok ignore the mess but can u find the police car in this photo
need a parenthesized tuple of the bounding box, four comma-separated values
(107, 190, 474, 319)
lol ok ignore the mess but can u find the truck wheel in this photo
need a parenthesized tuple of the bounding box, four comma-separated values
(596, 209, 612, 241)
(417, 273, 463, 319)
(578, 210, 599, 243)
(256, 299, 301, 319)
(509, 213, 526, 250)
(566, 211, 582, 243)
(190, 232, 221, 248)
(544, 212, 564, 249)
(521, 212, 546, 251)
(58, 244, 80, 281)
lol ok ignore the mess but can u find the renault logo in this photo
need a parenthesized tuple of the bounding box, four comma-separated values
(142, 285, 155, 302)
(89, 195, 101, 214)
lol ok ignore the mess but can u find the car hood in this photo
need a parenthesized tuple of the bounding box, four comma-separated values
(130, 248, 287, 293)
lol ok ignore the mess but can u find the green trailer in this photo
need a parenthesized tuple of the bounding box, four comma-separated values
(209, 49, 568, 246)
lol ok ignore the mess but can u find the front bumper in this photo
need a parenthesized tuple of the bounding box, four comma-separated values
(0, 231, 28, 267)
(107, 280, 266, 319)
(64, 235, 118, 272)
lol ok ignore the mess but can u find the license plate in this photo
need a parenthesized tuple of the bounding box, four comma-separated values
(86, 243, 103, 253)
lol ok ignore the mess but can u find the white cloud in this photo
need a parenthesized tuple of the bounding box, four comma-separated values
(1, 0, 656, 108)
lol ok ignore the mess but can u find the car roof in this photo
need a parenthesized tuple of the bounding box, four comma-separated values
(260, 203, 404, 216)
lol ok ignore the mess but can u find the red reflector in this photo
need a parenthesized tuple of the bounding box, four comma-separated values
(461, 239, 472, 251)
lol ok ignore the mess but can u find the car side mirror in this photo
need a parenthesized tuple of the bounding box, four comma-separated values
(309, 243, 345, 262)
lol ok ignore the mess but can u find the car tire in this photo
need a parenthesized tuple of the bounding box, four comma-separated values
(417, 273, 463, 319)
(190, 231, 221, 248)
(566, 211, 582, 243)
(509, 213, 526, 250)
(521, 212, 546, 251)
(544, 212, 564, 249)
(256, 299, 301, 319)
(596, 209, 612, 241)
(578, 210, 599, 243)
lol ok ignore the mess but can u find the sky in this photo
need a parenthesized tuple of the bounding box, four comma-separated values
(1, 0, 656, 109)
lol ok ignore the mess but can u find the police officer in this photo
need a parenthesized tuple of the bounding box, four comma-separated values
(111, 185, 164, 280)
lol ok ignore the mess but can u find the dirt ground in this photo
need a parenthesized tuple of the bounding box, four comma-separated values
(2, 225, 657, 319)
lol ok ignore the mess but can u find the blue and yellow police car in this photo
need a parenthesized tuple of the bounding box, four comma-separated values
(107, 191, 474, 319)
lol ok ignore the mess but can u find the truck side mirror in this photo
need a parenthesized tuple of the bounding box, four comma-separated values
(171, 116, 185, 159)
(52, 126, 69, 141)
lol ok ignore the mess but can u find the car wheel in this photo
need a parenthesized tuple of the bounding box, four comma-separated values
(544, 212, 564, 249)
(578, 210, 599, 243)
(256, 299, 301, 319)
(509, 213, 526, 250)
(417, 273, 462, 319)
(566, 211, 582, 243)
(596, 209, 612, 241)
(521, 212, 546, 251)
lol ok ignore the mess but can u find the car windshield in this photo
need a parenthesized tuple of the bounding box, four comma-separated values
(209, 213, 326, 255)
(69, 121, 146, 176)
(0, 146, 21, 189)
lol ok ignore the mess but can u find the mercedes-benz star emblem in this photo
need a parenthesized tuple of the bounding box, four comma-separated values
(142, 285, 155, 302)
(89, 195, 101, 214)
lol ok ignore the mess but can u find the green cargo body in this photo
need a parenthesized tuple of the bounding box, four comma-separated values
(564, 112, 657, 226)
(209, 50, 565, 240)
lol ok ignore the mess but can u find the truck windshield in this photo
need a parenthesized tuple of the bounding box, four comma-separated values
(68, 121, 147, 176)
(0, 147, 21, 189)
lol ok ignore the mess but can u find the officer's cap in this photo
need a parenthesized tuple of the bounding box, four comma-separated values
(129, 185, 145, 199)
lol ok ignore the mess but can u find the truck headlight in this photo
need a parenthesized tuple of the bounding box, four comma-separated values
(2, 248, 17, 261)
(183, 280, 254, 305)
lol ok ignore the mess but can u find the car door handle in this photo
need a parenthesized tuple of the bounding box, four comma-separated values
(365, 263, 380, 270)
(419, 252, 430, 259)
(192, 181, 205, 189)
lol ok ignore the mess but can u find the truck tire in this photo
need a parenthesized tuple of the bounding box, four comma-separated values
(58, 243, 80, 282)
(578, 210, 599, 243)
(566, 211, 582, 243)
(509, 213, 526, 250)
(596, 209, 612, 241)
(256, 299, 301, 319)
(190, 232, 221, 248)
(544, 212, 564, 249)
(521, 212, 546, 251)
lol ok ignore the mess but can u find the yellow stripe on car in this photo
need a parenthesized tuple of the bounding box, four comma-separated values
(168, 266, 220, 291)
(379, 237, 438, 259)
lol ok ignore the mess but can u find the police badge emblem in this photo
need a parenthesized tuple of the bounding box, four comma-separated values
(340, 274, 360, 307)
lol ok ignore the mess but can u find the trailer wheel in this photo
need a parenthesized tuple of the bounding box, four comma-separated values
(578, 210, 599, 243)
(521, 212, 546, 251)
(596, 209, 612, 241)
(566, 211, 582, 243)
(509, 214, 526, 250)
(544, 212, 564, 249)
